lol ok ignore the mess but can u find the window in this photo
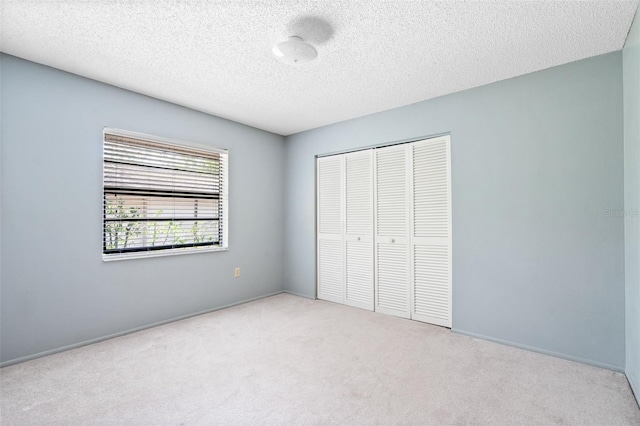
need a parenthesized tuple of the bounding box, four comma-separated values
(103, 129, 228, 260)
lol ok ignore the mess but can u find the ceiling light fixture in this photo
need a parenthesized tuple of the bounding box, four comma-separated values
(272, 36, 317, 65)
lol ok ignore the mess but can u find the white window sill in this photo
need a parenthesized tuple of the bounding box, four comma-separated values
(102, 246, 229, 262)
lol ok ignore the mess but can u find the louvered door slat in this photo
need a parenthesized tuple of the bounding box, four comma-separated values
(318, 239, 344, 303)
(346, 151, 372, 236)
(376, 148, 407, 236)
(413, 245, 449, 325)
(376, 243, 409, 317)
(413, 140, 449, 238)
(318, 157, 342, 235)
(345, 241, 373, 309)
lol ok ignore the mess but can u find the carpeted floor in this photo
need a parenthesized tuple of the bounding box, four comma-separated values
(1, 293, 639, 425)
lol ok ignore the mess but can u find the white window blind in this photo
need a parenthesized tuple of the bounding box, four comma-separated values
(103, 130, 228, 259)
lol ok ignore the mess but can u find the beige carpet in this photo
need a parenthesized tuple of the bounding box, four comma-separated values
(1, 293, 639, 425)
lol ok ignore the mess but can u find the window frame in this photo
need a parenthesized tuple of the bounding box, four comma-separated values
(102, 128, 229, 262)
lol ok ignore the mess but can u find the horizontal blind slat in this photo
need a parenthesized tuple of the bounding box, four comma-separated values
(103, 131, 227, 256)
(105, 134, 221, 160)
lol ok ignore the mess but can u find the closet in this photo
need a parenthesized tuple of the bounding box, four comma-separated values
(317, 150, 374, 310)
(316, 135, 451, 328)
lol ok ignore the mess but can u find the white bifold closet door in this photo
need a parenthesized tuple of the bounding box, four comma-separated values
(317, 155, 344, 304)
(411, 137, 451, 327)
(344, 150, 374, 310)
(374, 145, 411, 318)
(317, 135, 451, 328)
(374, 136, 452, 326)
(316, 150, 374, 310)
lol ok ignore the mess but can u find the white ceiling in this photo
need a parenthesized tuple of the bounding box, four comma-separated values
(1, 1, 638, 136)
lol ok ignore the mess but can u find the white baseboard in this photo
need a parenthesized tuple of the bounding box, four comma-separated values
(0, 290, 284, 368)
(627, 369, 640, 409)
(452, 328, 625, 373)
(282, 289, 316, 299)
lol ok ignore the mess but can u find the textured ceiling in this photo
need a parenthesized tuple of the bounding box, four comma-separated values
(1, 1, 638, 136)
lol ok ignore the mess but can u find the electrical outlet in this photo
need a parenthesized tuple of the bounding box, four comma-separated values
(234, 268, 240, 278)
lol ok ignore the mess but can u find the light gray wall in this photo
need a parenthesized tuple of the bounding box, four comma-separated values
(0, 54, 286, 364)
(284, 52, 625, 370)
(624, 6, 640, 403)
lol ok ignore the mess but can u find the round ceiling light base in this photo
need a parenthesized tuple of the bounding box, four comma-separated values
(272, 36, 317, 65)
